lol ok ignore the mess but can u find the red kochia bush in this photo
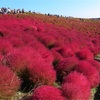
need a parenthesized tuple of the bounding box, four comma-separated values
(70, 42, 80, 53)
(63, 71, 89, 85)
(32, 85, 66, 100)
(61, 71, 91, 100)
(57, 46, 74, 58)
(24, 25, 37, 31)
(28, 39, 54, 65)
(56, 56, 79, 83)
(28, 57, 56, 86)
(62, 83, 90, 100)
(76, 47, 94, 60)
(9, 36, 24, 48)
(75, 60, 100, 88)
(3, 49, 29, 73)
(39, 35, 56, 49)
(39, 47, 54, 65)
(51, 49, 64, 62)
(0, 54, 3, 65)
(88, 59, 100, 73)
(0, 65, 21, 99)
(51, 48, 64, 68)
(56, 57, 79, 75)
(0, 39, 13, 55)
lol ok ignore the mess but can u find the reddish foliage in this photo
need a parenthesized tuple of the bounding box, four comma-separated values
(24, 25, 37, 32)
(0, 65, 21, 99)
(27, 39, 54, 65)
(63, 71, 89, 85)
(61, 71, 91, 100)
(32, 85, 66, 100)
(0, 14, 100, 99)
(39, 47, 54, 65)
(88, 59, 100, 73)
(57, 46, 74, 58)
(3, 49, 29, 73)
(35, 33, 56, 49)
(51, 49, 64, 67)
(0, 54, 3, 65)
(57, 56, 79, 74)
(76, 47, 94, 60)
(28, 57, 56, 85)
(42, 35, 56, 48)
(21, 33, 37, 45)
(9, 36, 24, 48)
(75, 60, 100, 88)
(0, 39, 13, 55)
(69, 42, 80, 53)
(91, 38, 100, 55)
(56, 56, 79, 83)
(62, 82, 90, 100)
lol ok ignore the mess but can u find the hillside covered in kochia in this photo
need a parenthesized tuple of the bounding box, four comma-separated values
(0, 13, 100, 100)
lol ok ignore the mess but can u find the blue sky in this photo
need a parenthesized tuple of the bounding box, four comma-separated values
(0, 0, 100, 18)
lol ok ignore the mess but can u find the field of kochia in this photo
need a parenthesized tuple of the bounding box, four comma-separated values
(0, 13, 100, 100)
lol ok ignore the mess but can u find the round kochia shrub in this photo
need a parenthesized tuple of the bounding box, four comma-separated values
(0, 54, 3, 65)
(57, 56, 79, 73)
(32, 85, 66, 100)
(62, 83, 90, 100)
(51, 49, 64, 68)
(28, 57, 56, 86)
(88, 59, 100, 73)
(40, 35, 56, 49)
(28, 39, 54, 65)
(0, 39, 13, 55)
(76, 47, 94, 60)
(56, 57, 79, 83)
(57, 46, 74, 57)
(9, 36, 24, 48)
(61, 71, 91, 100)
(75, 60, 100, 88)
(0, 65, 21, 99)
(3, 49, 30, 73)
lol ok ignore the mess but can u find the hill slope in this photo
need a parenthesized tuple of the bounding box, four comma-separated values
(0, 14, 100, 100)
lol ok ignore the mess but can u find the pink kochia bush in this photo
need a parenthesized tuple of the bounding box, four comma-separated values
(70, 42, 80, 53)
(39, 47, 54, 65)
(51, 49, 64, 62)
(76, 47, 94, 60)
(57, 46, 74, 58)
(32, 85, 66, 100)
(61, 71, 91, 100)
(3, 49, 29, 73)
(88, 59, 100, 73)
(28, 39, 54, 65)
(28, 57, 56, 86)
(0, 39, 13, 55)
(57, 56, 79, 73)
(38, 34, 56, 49)
(51, 48, 64, 67)
(75, 60, 100, 88)
(0, 65, 21, 99)
(0, 54, 3, 65)
(9, 36, 24, 48)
